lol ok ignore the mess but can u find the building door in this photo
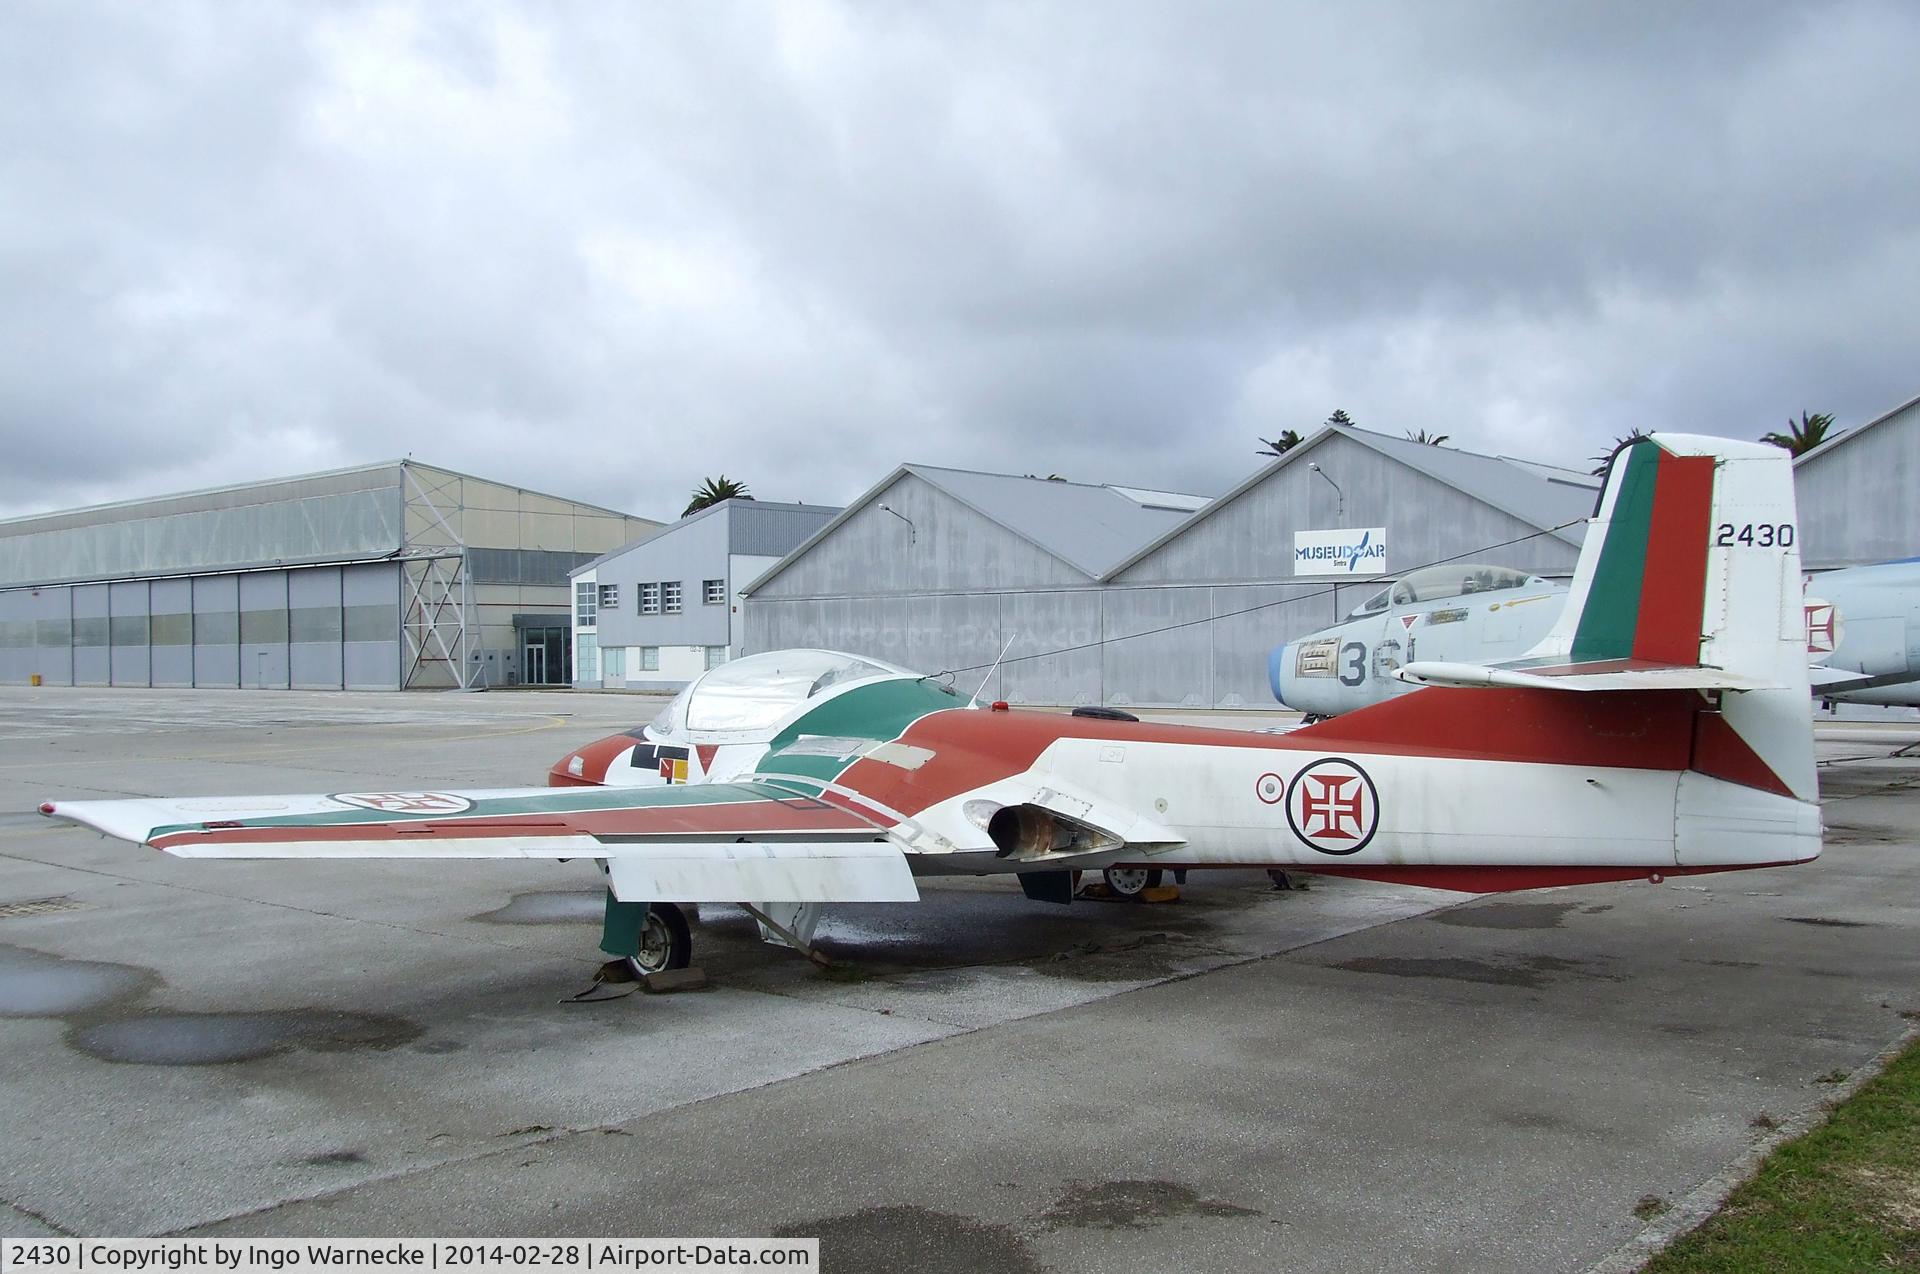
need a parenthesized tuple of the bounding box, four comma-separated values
(518, 626, 572, 685)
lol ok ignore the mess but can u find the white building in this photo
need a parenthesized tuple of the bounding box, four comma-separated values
(572, 499, 839, 691)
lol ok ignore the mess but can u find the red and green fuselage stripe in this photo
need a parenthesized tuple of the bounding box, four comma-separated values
(1571, 442, 1716, 664)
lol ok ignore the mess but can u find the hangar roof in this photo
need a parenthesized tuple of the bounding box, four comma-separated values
(1104, 425, 1598, 579)
(907, 465, 1208, 577)
(744, 464, 1211, 591)
(1792, 390, 1920, 469)
(0, 459, 653, 588)
(572, 498, 842, 576)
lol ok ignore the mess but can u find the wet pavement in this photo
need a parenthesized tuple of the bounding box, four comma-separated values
(0, 685, 1916, 1273)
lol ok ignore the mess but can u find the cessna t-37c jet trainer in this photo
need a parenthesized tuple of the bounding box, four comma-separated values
(43, 434, 1820, 977)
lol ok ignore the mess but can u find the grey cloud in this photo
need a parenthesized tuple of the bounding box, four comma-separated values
(0, 0, 1914, 525)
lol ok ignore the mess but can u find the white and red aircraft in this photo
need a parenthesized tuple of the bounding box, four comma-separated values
(42, 434, 1819, 976)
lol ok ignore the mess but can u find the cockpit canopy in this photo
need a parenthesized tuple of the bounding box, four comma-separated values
(648, 649, 920, 741)
(1348, 563, 1545, 618)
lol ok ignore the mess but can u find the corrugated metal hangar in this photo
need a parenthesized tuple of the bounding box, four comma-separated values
(742, 427, 1599, 708)
(0, 462, 655, 690)
(1794, 391, 1920, 568)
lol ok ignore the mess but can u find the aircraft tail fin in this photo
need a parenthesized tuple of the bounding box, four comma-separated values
(1397, 432, 1815, 802)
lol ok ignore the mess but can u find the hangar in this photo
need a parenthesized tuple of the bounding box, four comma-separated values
(1795, 391, 1920, 568)
(742, 427, 1597, 708)
(0, 462, 656, 690)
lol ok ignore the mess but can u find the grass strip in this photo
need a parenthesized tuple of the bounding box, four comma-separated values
(1644, 1032, 1920, 1273)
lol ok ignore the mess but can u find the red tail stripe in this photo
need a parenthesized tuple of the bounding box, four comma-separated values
(1632, 452, 1715, 664)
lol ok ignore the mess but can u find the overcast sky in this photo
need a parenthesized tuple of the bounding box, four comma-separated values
(2, 1, 1915, 521)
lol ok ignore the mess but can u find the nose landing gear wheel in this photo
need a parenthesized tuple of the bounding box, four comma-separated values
(1102, 866, 1164, 900)
(625, 903, 693, 978)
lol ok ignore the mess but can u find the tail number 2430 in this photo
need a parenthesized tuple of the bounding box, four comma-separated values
(1715, 523, 1794, 548)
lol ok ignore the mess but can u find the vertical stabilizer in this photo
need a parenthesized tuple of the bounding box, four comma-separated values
(1397, 433, 1816, 804)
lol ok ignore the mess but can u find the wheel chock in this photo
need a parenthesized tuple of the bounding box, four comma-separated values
(640, 967, 709, 994)
(1079, 883, 1182, 904)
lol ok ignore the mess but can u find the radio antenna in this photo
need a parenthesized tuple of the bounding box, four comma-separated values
(973, 632, 1017, 706)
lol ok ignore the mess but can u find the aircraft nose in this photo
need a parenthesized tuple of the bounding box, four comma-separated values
(1269, 643, 1294, 707)
(547, 731, 635, 787)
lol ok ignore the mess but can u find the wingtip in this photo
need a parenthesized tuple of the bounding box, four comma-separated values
(38, 802, 55, 817)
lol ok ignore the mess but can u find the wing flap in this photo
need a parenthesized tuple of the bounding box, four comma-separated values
(608, 842, 918, 903)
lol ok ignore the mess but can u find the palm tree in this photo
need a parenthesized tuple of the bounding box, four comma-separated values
(1761, 411, 1842, 457)
(683, 475, 753, 517)
(1405, 429, 1450, 446)
(1256, 430, 1303, 457)
(1325, 409, 1355, 427)
(1589, 430, 1650, 475)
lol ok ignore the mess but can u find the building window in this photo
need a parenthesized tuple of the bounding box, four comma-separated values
(703, 579, 725, 605)
(640, 583, 661, 615)
(639, 646, 660, 672)
(574, 581, 597, 626)
(598, 584, 620, 609)
(704, 645, 729, 671)
(576, 633, 599, 682)
(604, 647, 626, 679)
(663, 581, 683, 613)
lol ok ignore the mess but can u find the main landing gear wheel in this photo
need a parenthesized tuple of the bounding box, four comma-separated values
(1102, 867, 1164, 900)
(625, 903, 693, 978)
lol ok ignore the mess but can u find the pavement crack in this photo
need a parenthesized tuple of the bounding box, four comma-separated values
(2, 1194, 77, 1236)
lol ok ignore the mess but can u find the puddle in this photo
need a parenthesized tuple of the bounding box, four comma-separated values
(0, 942, 158, 1017)
(477, 891, 604, 925)
(773, 1206, 1038, 1274)
(1326, 954, 1606, 989)
(1431, 902, 1579, 931)
(1038, 1179, 1260, 1230)
(68, 1009, 422, 1066)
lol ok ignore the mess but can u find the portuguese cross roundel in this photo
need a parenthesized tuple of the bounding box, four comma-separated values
(1284, 758, 1380, 856)
(333, 791, 474, 815)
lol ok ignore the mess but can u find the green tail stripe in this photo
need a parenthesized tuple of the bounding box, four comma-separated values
(1572, 442, 1661, 661)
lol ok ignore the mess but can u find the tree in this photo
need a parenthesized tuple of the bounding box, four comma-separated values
(1256, 430, 1303, 457)
(1589, 430, 1649, 475)
(683, 475, 753, 517)
(1405, 429, 1450, 446)
(1761, 411, 1842, 457)
(1325, 409, 1355, 427)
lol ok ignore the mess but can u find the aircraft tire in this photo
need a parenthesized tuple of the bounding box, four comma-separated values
(1102, 866, 1163, 900)
(625, 902, 693, 977)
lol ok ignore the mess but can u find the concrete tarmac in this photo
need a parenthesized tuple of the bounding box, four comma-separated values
(0, 686, 1916, 1273)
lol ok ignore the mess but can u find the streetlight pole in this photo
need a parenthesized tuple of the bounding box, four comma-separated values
(1309, 464, 1346, 621)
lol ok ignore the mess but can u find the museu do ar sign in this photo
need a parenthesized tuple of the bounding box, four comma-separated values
(1293, 528, 1389, 576)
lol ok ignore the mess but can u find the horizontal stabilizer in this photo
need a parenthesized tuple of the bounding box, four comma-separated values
(1398, 660, 1777, 693)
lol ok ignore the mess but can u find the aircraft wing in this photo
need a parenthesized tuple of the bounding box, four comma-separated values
(40, 782, 918, 903)
(1397, 658, 1779, 693)
(1805, 665, 1920, 694)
